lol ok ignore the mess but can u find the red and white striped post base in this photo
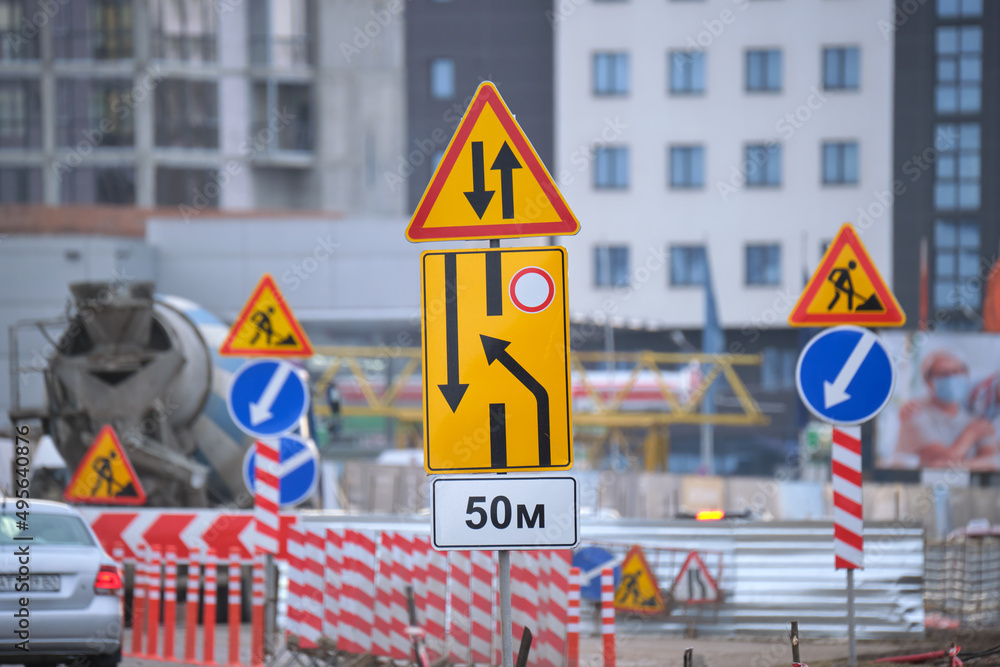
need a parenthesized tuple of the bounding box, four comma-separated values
(601, 567, 615, 667)
(832, 425, 863, 569)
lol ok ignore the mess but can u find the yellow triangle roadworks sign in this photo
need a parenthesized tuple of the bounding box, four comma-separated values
(406, 81, 580, 242)
(789, 223, 905, 327)
(64, 426, 146, 505)
(615, 545, 665, 614)
(219, 273, 314, 357)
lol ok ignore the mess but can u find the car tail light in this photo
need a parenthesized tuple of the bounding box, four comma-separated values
(94, 565, 122, 595)
(695, 510, 725, 521)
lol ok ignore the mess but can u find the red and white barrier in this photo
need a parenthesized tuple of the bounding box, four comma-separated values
(389, 533, 413, 660)
(203, 549, 218, 666)
(511, 551, 539, 651)
(372, 531, 395, 657)
(540, 550, 571, 667)
(340, 529, 376, 654)
(323, 528, 343, 646)
(186, 550, 201, 662)
(302, 529, 326, 647)
(448, 551, 472, 665)
(146, 546, 162, 658)
(164, 546, 178, 661)
(424, 539, 448, 661)
(470, 551, 493, 665)
(130, 543, 146, 658)
(602, 567, 615, 667)
(833, 425, 864, 569)
(227, 550, 242, 667)
(251, 555, 265, 667)
(567, 566, 581, 667)
(254, 440, 281, 556)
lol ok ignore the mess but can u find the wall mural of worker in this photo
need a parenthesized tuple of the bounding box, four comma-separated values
(877, 333, 1000, 471)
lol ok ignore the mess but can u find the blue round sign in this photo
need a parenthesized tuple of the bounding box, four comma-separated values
(227, 359, 309, 438)
(573, 546, 621, 602)
(796, 325, 895, 425)
(242, 435, 319, 508)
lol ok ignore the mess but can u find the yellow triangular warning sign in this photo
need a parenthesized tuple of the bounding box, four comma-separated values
(219, 273, 313, 357)
(64, 426, 146, 505)
(615, 545, 665, 614)
(406, 81, 580, 242)
(672, 551, 719, 604)
(789, 223, 905, 327)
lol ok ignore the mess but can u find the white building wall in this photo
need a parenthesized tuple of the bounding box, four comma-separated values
(555, 0, 895, 331)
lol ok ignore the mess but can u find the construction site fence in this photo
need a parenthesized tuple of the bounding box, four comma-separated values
(925, 537, 1000, 630)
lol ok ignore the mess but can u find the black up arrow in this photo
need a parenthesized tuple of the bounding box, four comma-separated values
(438, 253, 468, 412)
(480, 335, 551, 466)
(464, 142, 495, 219)
(491, 142, 522, 219)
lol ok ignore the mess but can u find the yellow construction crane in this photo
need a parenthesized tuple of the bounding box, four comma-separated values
(310, 346, 769, 471)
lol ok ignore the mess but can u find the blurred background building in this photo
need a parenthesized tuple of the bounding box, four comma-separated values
(0, 0, 998, 481)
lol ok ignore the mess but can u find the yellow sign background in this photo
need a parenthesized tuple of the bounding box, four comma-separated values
(421, 247, 572, 473)
(615, 545, 665, 614)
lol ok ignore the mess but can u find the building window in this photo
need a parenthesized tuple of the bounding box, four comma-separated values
(594, 146, 628, 189)
(430, 58, 455, 100)
(669, 146, 704, 188)
(60, 167, 135, 204)
(745, 144, 781, 187)
(936, 26, 981, 114)
(594, 245, 629, 288)
(0, 1, 40, 60)
(822, 141, 859, 185)
(53, 0, 133, 60)
(938, 0, 982, 17)
(669, 51, 705, 94)
(150, 0, 217, 63)
(823, 47, 859, 90)
(593, 52, 629, 96)
(746, 244, 781, 286)
(56, 79, 135, 148)
(670, 245, 706, 286)
(248, 0, 313, 66)
(252, 82, 312, 151)
(761, 347, 796, 391)
(934, 123, 979, 210)
(0, 167, 42, 203)
(0, 78, 40, 148)
(746, 49, 781, 92)
(156, 167, 219, 207)
(155, 79, 218, 148)
(934, 220, 980, 311)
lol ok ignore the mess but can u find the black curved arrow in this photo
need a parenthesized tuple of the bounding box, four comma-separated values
(480, 334, 550, 466)
(438, 253, 468, 412)
(464, 142, 495, 219)
(491, 142, 522, 219)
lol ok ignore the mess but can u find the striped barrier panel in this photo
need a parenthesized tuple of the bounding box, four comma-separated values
(324, 528, 343, 646)
(372, 531, 395, 658)
(389, 532, 413, 660)
(833, 425, 864, 570)
(470, 551, 493, 665)
(448, 550, 472, 665)
(302, 528, 326, 647)
(424, 539, 448, 661)
(340, 529, 376, 654)
(568, 566, 581, 667)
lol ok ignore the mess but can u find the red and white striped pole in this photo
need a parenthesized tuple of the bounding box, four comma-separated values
(146, 545, 162, 658)
(228, 550, 242, 667)
(833, 425, 864, 569)
(567, 567, 581, 667)
(601, 567, 615, 667)
(185, 550, 201, 663)
(254, 439, 281, 555)
(130, 543, 146, 658)
(163, 546, 178, 660)
(203, 548, 218, 666)
(251, 553, 266, 667)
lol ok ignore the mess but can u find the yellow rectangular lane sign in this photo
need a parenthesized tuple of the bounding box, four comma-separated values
(421, 246, 572, 473)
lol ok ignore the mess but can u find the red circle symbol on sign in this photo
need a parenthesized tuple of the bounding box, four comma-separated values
(509, 267, 555, 313)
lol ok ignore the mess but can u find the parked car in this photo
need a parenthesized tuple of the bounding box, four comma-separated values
(0, 498, 123, 667)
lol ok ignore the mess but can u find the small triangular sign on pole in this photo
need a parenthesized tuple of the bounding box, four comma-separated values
(406, 81, 580, 242)
(614, 545, 665, 614)
(671, 551, 719, 604)
(64, 425, 146, 505)
(789, 223, 905, 327)
(219, 273, 314, 357)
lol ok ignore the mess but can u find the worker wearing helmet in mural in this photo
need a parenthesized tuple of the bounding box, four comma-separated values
(894, 349, 1000, 470)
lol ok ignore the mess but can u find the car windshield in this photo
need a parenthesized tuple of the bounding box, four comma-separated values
(0, 512, 96, 546)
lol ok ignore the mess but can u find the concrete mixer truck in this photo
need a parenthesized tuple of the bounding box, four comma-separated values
(9, 281, 303, 507)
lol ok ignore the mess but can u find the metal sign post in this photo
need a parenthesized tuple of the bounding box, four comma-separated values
(847, 569, 856, 667)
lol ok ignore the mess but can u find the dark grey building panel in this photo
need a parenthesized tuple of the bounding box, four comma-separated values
(405, 0, 554, 212)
